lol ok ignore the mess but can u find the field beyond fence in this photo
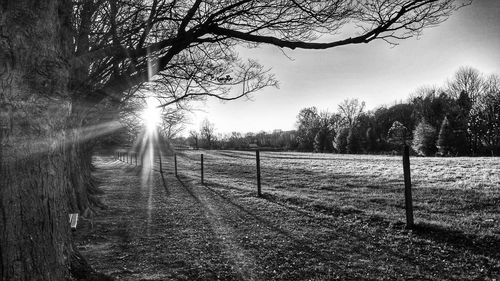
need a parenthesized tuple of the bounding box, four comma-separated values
(173, 150, 500, 238)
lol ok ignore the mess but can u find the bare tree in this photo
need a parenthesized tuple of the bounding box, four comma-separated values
(338, 98, 366, 128)
(200, 118, 216, 149)
(188, 130, 200, 149)
(482, 73, 500, 94)
(447, 66, 484, 102)
(468, 73, 500, 155)
(160, 108, 187, 140)
(70, 0, 466, 111)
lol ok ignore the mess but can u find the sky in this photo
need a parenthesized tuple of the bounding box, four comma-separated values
(185, 0, 500, 136)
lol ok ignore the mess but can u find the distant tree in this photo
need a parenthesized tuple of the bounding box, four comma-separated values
(338, 98, 366, 128)
(283, 130, 299, 150)
(334, 127, 350, 154)
(313, 111, 336, 153)
(296, 107, 320, 151)
(269, 129, 283, 148)
(453, 90, 472, 155)
(410, 87, 452, 129)
(372, 103, 416, 142)
(468, 75, 500, 155)
(227, 132, 247, 149)
(447, 68, 497, 154)
(386, 121, 411, 154)
(412, 119, 437, 156)
(366, 127, 378, 153)
(313, 131, 323, 152)
(200, 119, 216, 149)
(436, 116, 454, 156)
(346, 128, 361, 154)
(314, 127, 333, 153)
(457, 90, 473, 113)
(255, 131, 269, 147)
(387, 121, 410, 145)
(447, 66, 484, 102)
(188, 130, 200, 149)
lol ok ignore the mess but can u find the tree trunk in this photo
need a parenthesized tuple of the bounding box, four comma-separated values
(67, 131, 92, 213)
(0, 0, 74, 280)
(67, 122, 105, 214)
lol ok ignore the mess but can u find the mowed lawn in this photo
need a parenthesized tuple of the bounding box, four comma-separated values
(176, 150, 500, 238)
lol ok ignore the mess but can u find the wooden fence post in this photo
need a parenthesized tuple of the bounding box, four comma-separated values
(201, 154, 204, 184)
(256, 150, 262, 197)
(174, 154, 178, 177)
(158, 151, 163, 174)
(403, 145, 414, 229)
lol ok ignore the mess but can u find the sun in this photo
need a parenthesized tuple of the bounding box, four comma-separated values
(141, 97, 161, 132)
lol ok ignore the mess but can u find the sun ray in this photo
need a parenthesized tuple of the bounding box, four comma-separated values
(134, 95, 163, 236)
(141, 96, 161, 133)
(7, 120, 124, 161)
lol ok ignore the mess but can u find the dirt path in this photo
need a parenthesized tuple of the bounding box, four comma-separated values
(76, 155, 259, 280)
(75, 155, 499, 281)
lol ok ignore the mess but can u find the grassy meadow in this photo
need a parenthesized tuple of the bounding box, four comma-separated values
(175, 150, 500, 238)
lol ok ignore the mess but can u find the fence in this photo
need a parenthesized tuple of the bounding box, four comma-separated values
(116, 150, 140, 167)
(114, 148, 415, 228)
(172, 149, 417, 228)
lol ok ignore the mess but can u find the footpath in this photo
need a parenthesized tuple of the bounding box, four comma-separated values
(74, 155, 499, 281)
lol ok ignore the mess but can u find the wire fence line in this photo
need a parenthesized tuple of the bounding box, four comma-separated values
(115, 148, 413, 226)
(112, 148, 500, 234)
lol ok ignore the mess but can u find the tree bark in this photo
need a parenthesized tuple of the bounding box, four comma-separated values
(0, 0, 74, 280)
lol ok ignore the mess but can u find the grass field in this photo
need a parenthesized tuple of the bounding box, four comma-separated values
(176, 150, 500, 238)
(81, 152, 500, 280)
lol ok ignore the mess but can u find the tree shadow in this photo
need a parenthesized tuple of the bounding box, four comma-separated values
(158, 170, 170, 196)
(263, 189, 500, 263)
(261, 192, 363, 218)
(175, 178, 348, 266)
(412, 222, 500, 260)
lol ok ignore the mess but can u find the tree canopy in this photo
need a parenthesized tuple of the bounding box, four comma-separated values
(71, 0, 466, 110)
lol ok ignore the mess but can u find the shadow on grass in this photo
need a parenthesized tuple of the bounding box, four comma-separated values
(158, 170, 170, 196)
(176, 178, 348, 268)
(263, 189, 500, 259)
(70, 250, 114, 281)
(412, 222, 500, 260)
(262, 192, 363, 218)
(265, 191, 500, 261)
(177, 178, 295, 241)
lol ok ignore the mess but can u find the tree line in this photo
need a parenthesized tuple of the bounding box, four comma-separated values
(177, 67, 500, 156)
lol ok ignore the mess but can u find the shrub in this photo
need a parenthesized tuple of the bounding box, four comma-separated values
(334, 127, 349, 153)
(436, 116, 454, 156)
(347, 127, 361, 154)
(412, 119, 437, 156)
